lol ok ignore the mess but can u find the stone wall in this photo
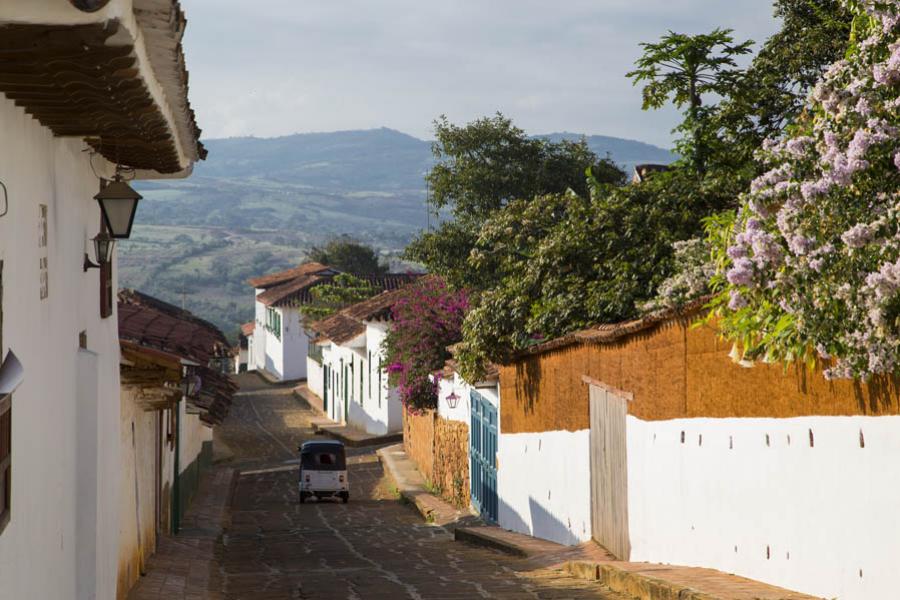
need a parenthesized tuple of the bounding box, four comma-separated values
(433, 418, 470, 508)
(403, 408, 435, 483)
(403, 407, 470, 509)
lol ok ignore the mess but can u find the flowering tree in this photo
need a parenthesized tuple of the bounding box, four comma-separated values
(382, 278, 468, 411)
(713, 1, 900, 379)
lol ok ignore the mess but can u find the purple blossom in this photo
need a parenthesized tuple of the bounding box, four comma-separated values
(728, 290, 747, 311)
(726, 257, 754, 286)
(841, 223, 876, 249)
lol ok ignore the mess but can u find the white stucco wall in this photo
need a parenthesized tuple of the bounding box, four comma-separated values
(118, 388, 162, 596)
(280, 309, 307, 380)
(435, 373, 498, 425)
(250, 294, 267, 372)
(0, 93, 121, 600)
(626, 414, 900, 600)
(307, 354, 324, 400)
(498, 429, 592, 546)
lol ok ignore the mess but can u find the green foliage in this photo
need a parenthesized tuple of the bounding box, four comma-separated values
(714, 0, 853, 177)
(455, 169, 718, 381)
(299, 273, 378, 322)
(628, 28, 752, 174)
(405, 114, 626, 291)
(308, 235, 388, 274)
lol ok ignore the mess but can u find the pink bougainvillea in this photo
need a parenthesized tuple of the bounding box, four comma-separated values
(382, 277, 469, 411)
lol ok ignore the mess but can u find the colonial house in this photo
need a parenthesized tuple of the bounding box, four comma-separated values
(235, 321, 253, 373)
(307, 288, 413, 435)
(117, 289, 234, 598)
(246, 262, 417, 382)
(485, 301, 900, 600)
(0, 2, 204, 599)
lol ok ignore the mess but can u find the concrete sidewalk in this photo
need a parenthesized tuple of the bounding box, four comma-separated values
(293, 383, 403, 447)
(377, 443, 821, 600)
(127, 467, 235, 599)
(376, 443, 479, 527)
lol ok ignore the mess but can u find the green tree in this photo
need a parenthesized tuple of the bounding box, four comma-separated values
(714, 0, 852, 175)
(300, 273, 378, 322)
(627, 28, 752, 175)
(456, 172, 709, 380)
(309, 236, 388, 275)
(405, 114, 625, 290)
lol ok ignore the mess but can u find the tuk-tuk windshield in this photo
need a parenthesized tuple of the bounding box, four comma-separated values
(300, 445, 347, 471)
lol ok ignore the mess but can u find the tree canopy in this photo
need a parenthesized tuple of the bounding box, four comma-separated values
(405, 114, 626, 291)
(308, 236, 388, 275)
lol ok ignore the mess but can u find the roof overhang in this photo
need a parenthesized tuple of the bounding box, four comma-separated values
(0, 0, 204, 176)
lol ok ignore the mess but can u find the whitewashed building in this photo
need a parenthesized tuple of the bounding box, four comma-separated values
(308, 289, 413, 435)
(0, 2, 204, 599)
(246, 262, 417, 382)
(117, 290, 234, 597)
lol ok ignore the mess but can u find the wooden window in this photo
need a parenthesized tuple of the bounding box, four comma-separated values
(378, 357, 382, 407)
(359, 358, 364, 406)
(367, 351, 371, 399)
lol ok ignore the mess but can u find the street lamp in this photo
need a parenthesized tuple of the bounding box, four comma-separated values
(94, 175, 142, 239)
(445, 391, 461, 409)
(83, 232, 115, 271)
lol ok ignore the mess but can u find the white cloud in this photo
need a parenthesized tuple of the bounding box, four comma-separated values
(181, 0, 779, 147)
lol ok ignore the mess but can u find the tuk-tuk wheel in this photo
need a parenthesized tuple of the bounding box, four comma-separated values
(299, 492, 307, 504)
(341, 493, 349, 504)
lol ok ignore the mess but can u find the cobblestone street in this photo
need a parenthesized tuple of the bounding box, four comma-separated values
(130, 374, 627, 599)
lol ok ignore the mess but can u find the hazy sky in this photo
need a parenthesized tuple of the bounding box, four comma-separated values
(182, 1, 779, 148)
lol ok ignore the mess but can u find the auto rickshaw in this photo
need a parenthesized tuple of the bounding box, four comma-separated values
(298, 439, 349, 503)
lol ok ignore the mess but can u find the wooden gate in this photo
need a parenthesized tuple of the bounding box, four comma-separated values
(588, 382, 630, 560)
(470, 390, 498, 522)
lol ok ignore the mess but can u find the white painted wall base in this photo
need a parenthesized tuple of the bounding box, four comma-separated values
(627, 415, 900, 600)
(498, 429, 592, 546)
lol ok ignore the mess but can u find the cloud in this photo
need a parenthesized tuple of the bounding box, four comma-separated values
(181, 0, 778, 147)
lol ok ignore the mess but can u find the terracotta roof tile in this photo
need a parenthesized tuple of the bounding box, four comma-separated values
(261, 272, 422, 308)
(513, 296, 712, 359)
(247, 262, 334, 289)
(310, 313, 367, 346)
(118, 289, 230, 364)
(240, 322, 255, 337)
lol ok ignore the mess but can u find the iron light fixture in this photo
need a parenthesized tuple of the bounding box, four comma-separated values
(445, 391, 461, 409)
(68, 0, 112, 12)
(181, 373, 202, 397)
(83, 232, 115, 271)
(94, 175, 142, 239)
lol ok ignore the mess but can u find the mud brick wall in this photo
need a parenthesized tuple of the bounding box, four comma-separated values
(403, 408, 435, 483)
(500, 316, 900, 434)
(433, 418, 470, 509)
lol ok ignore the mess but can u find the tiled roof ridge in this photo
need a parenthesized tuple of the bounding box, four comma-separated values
(512, 296, 713, 359)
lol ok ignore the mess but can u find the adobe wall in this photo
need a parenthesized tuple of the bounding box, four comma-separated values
(432, 418, 470, 508)
(403, 408, 435, 483)
(501, 317, 900, 433)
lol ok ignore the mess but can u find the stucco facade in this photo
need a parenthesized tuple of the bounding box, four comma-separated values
(499, 311, 900, 600)
(0, 85, 121, 600)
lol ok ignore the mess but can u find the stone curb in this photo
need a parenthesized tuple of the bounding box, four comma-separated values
(376, 444, 473, 528)
(311, 421, 404, 448)
(568, 560, 725, 600)
(252, 369, 304, 388)
(453, 527, 529, 558)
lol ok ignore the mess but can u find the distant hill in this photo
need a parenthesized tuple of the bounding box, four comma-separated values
(124, 128, 674, 338)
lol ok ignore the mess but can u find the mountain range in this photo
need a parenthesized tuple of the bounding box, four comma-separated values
(122, 128, 674, 338)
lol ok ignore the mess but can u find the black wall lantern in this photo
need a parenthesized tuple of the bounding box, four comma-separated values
(68, 0, 112, 12)
(94, 175, 142, 239)
(83, 232, 115, 271)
